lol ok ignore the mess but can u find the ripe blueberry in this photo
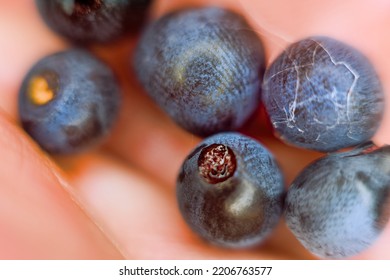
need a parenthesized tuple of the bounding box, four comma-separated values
(285, 143, 390, 259)
(134, 7, 265, 136)
(177, 133, 284, 248)
(18, 49, 121, 154)
(35, 0, 153, 44)
(262, 36, 384, 152)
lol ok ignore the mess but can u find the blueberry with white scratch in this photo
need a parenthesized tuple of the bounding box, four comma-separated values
(262, 36, 384, 152)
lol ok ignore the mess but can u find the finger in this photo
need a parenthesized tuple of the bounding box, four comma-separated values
(0, 111, 123, 259)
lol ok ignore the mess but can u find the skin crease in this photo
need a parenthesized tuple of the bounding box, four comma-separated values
(0, 0, 390, 259)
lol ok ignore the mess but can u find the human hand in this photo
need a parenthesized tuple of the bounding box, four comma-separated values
(0, 0, 389, 259)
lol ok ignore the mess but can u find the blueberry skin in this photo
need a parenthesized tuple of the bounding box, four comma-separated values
(263, 36, 384, 152)
(18, 49, 121, 154)
(134, 7, 265, 136)
(177, 133, 284, 248)
(285, 143, 390, 259)
(35, 0, 153, 44)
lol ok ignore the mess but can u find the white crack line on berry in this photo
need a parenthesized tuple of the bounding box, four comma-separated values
(313, 39, 360, 140)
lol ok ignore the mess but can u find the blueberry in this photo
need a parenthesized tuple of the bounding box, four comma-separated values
(177, 133, 284, 248)
(262, 36, 384, 152)
(35, 0, 153, 44)
(134, 7, 265, 136)
(285, 143, 390, 259)
(18, 49, 121, 154)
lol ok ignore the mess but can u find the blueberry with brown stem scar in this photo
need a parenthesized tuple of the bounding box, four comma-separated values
(177, 132, 284, 248)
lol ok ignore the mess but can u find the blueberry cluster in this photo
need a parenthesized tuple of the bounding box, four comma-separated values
(263, 36, 389, 258)
(19, 2, 390, 259)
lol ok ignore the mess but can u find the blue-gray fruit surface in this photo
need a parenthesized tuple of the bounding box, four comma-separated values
(36, 0, 153, 44)
(18, 49, 121, 154)
(134, 7, 265, 136)
(177, 133, 284, 248)
(285, 143, 390, 259)
(263, 36, 384, 152)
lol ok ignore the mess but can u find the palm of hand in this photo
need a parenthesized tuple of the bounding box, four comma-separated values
(0, 0, 389, 259)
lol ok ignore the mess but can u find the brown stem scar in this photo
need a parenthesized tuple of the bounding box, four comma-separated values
(198, 144, 237, 184)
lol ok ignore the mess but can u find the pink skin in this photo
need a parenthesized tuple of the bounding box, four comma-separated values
(0, 0, 389, 259)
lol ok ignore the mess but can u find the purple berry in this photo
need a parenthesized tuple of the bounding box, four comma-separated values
(263, 36, 384, 152)
(134, 7, 265, 136)
(18, 49, 121, 154)
(285, 143, 390, 258)
(177, 133, 284, 248)
(35, 0, 153, 44)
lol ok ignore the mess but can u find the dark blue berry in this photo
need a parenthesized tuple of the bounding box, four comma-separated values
(263, 36, 384, 152)
(134, 7, 265, 136)
(177, 133, 284, 248)
(18, 49, 121, 154)
(285, 143, 390, 259)
(35, 0, 153, 44)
